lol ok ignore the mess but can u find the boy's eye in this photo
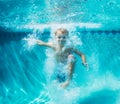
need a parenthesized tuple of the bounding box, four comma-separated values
(62, 36, 66, 39)
(58, 36, 66, 39)
(58, 36, 61, 39)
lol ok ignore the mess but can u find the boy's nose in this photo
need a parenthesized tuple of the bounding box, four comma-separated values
(60, 38, 63, 40)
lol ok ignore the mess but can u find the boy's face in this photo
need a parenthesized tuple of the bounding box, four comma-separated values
(55, 33, 68, 45)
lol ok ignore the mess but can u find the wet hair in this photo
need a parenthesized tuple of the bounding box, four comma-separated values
(55, 28, 69, 36)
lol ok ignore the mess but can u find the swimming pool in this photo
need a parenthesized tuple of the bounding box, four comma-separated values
(0, 0, 120, 104)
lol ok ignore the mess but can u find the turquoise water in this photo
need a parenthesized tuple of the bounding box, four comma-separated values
(0, 28, 120, 104)
(0, 0, 120, 104)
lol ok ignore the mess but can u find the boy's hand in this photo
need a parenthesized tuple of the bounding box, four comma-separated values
(23, 38, 35, 42)
(82, 62, 89, 70)
(60, 81, 69, 88)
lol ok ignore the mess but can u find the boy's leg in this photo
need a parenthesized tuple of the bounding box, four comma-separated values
(67, 54, 75, 80)
(60, 55, 75, 88)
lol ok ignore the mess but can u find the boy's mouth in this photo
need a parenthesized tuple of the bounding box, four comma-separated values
(58, 40, 66, 45)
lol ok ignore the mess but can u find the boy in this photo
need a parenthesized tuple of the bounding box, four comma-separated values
(26, 28, 88, 88)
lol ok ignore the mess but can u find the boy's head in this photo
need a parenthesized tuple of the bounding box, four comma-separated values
(55, 28, 69, 36)
(54, 28, 69, 45)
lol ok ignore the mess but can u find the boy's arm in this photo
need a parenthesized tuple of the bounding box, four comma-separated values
(36, 39, 54, 49)
(25, 38, 55, 49)
(73, 49, 88, 68)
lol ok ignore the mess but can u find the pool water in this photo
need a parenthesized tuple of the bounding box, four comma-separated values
(0, 28, 120, 104)
(0, 0, 120, 104)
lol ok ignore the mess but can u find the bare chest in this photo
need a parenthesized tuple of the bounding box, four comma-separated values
(54, 48, 72, 63)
